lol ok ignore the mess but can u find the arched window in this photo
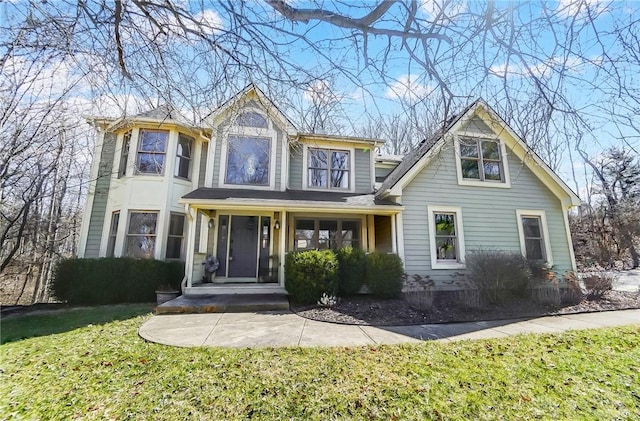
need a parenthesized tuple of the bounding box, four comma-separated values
(236, 111, 268, 128)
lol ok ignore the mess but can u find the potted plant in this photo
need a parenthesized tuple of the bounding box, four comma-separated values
(155, 284, 180, 305)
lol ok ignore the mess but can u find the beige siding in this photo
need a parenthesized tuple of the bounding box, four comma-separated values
(401, 141, 574, 287)
(198, 142, 208, 188)
(84, 132, 117, 257)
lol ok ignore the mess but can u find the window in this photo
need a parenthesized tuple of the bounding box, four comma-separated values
(166, 213, 185, 259)
(516, 210, 552, 264)
(459, 138, 503, 181)
(294, 219, 360, 250)
(236, 111, 268, 128)
(307, 148, 350, 189)
(174, 134, 193, 179)
(118, 131, 131, 178)
(455, 136, 511, 188)
(125, 212, 157, 258)
(428, 206, 465, 269)
(225, 136, 270, 185)
(136, 130, 168, 174)
(106, 211, 120, 257)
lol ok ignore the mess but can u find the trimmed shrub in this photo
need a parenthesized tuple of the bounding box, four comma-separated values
(50, 258, 184, 305)
(365, 252, 404, 298)
(466, 250, 531, 304)
(561, 271, 584, 304)
(335, 247, 367, 296)
(285, 250, 339, 304)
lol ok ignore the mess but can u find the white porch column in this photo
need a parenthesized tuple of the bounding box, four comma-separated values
(396, 213, 405, 262)
(184, 204, 198, 290)
(279, 210, 287, 287)
(391, 214, 397, 254)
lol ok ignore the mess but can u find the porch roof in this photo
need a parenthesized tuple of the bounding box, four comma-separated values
(180, 188, 402, 213)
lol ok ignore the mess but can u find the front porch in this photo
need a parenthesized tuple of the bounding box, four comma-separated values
(180, 189, 404, 296)
(156, 293, 290, 314)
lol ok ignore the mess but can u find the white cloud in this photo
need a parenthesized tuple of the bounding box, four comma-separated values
(489, 55, 593, 78)
(419, 0, 466, 21)
(385, 75, 434, 101)
(556, 0, 609, 18)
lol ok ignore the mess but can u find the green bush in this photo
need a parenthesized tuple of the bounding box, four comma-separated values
(335, 247, 367, 296)
(465, 250, 531, 304)
(285, 250, 339, 304)
(50, 258, 184, 305)
(365, 252, 404, 298)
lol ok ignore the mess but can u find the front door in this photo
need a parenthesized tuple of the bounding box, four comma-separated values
(227, 215, 259, 277)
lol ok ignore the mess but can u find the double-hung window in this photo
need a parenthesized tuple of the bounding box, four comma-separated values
(175, 134, 193, 179)
(307, 148, 350, 190)
(428, 206, 466, 269)
(456, 137, 510, 187)
(106, 211, 120, 257)
(516, 210, 552, 264)
(136, 130, 168, 175)
(166, 213, 185, 259)
(118, 131, 131, 178)
(125, 211, 158, 258)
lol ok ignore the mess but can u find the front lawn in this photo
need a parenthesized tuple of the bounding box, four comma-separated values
(1, 306, 638, 420)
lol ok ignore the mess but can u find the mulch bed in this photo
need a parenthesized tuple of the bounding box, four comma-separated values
(291, 291, 640, 326)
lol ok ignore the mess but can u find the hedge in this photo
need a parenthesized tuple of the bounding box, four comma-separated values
(285, 250, 339, 304)
(365, 252, 404, 298)
(335, 247, 367, 296)
(50, 258, 184, 305)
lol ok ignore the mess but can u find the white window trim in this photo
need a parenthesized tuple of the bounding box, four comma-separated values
(302, 143, 356, 193)
(427, 205, 466, 269)
(453, 135, 511, 188)
(174, 133, 194, 181)
(516, 209, 554, 266)
(218, 109, 277, 190)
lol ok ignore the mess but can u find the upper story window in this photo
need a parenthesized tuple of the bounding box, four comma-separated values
(225, 136, 271, 186)
(460, 138, 503, 181)
(455, 136, 511, 188)
(308, 148, 350, 190)
(118, 131, 131, 178)
(174, 133, 193, 179)
(236, 111, 268, 128)
(136, 130, 168, 175)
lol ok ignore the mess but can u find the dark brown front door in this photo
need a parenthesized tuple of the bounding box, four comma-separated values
(227, 216, 259, 277)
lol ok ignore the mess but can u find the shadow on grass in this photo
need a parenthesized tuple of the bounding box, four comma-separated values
(0, 303, 155, 344)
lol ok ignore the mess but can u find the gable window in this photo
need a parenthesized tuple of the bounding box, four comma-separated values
(308, 148, 350, 190)
(427, 206, 465, 269)
(460, 138, 503, 181)
(166, 213, 185, 259)
(225, 136, 270, 186)
(294, 219, 360, 250)
(125, 211, 157, 258)
(118, 131, 131, 178)
(236, 111, 268, 128)
(175, 134, 193, 179)
(516, 210, 553, 264)
(106, 211, 120, 257)
(136, 130, 168, 175)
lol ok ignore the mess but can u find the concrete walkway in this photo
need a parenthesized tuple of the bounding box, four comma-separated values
(139, 308, 639, 348)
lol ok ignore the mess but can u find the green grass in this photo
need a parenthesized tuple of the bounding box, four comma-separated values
(1, 306, 639, 420)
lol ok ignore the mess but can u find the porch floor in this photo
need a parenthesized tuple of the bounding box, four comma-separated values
(156, 293, 290, 314)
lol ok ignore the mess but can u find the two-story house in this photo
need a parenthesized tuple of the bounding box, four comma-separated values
(78, 85, 581, 296)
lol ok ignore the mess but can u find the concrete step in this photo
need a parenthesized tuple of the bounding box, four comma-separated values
(156, 293, 290, 314)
